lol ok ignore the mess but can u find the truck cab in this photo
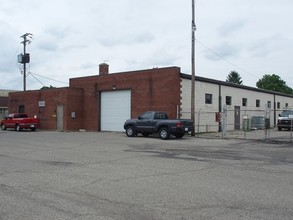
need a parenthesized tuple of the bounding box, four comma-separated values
(277, 110, 293, 131)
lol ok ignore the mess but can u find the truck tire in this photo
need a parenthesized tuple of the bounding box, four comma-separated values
(175, 133, 185, 138)
(16, 124, 21, 132)
(159, 127, 170, 140)
(1, 124, 6, 130)
(126, 126, 136, 137)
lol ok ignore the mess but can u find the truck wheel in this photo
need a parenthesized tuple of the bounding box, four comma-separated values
(175, 133, 185, 138)
(1, 124, 6, 130)
(126, 126, 135, 137)
(16, 124, 21, 132)
(159, 127, 170, 140)
(278, 127, 282, 131)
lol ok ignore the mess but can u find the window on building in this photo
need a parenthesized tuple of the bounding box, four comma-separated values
(18, 105, 25, 113)
(285, 103, 289, 108)
(277, 102, 280, 109)
(256, 99, 260, 108)
(226, 96, 232, 105)
(242, 98, 247, 107)
(205, 94, 213, 104)
(267, 101, 271, 109)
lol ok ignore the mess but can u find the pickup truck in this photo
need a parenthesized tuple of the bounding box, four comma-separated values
(123, 111, 194, 140)
(277, 109, 293, 131)
(1, 113, 40, 132)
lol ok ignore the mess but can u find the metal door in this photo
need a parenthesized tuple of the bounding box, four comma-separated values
(57, 105, 64, 131)
(234, 106, 240, 130)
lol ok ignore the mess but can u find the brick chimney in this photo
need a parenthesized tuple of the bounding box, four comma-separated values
(99, 63, 109, 75)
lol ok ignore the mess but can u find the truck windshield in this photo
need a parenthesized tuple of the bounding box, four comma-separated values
(14, 114, 28, 118)
(280, 110, 293, 117)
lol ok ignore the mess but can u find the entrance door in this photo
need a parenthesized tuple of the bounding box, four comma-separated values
(57, 105, 64, 131)
(234, 106, 240, 130)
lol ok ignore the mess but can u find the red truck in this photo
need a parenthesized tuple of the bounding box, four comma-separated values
(1, 113, 40, 132)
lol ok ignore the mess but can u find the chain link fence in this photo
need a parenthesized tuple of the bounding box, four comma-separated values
(183, 106, 293, 143)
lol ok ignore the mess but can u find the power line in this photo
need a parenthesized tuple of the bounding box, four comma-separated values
(27, 72, 46, 87)
(29, 72, 69, 85)
(196, 39, 259, 79)
(0, 45, 21, 87)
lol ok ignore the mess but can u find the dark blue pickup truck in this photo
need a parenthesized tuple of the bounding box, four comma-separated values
(123, 111, 194, 140)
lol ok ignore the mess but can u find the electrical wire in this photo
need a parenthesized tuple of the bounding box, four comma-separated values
(29, 72, 69, 85)
(196, 39, 259, 79)
(0, 45, 21, 87)
(27, 72, 46, 87)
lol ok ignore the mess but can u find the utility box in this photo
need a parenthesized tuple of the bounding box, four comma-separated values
(265, 118, 270, 129)
(17, 53, 30, 64)
(242, 115, 250, 131)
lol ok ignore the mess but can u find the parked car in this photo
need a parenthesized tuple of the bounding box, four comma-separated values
(124, 111, 194, 140)
(277, 110, 293, 131)
(1, 113, 40, 131)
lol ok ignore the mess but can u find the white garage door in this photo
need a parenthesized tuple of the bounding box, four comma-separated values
(101, 90, 131, 131)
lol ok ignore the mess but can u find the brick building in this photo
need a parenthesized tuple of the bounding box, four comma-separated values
(8, 64, 182, 131)
(7, 64, 293, 132)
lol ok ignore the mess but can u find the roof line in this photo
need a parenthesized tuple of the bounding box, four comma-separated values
(180, 73, 293, 98)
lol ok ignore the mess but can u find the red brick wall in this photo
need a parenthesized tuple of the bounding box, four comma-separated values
(8, 66, 182, 131)
(8, 88, 83, 131)
(70, 66, 182, 130)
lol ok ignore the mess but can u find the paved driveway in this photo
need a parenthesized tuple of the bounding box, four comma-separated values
(0, 131, 293, 220)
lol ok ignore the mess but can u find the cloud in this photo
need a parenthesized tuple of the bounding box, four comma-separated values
(204, 42, 240, 61)
(248, 34, 287, 57)
(218, 20, 247, 37)
(100, 32, 154, 47)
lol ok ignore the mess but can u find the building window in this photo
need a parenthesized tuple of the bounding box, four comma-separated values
(226, 96, 232, 105)
(18, 105, 25, 113)
(242, 98, 247, 107)
(256, 99, 260, 108)
(285, 103, 288, 108)
(267, 101, 271, 109)
(205, 94, 213, 104)
(277, 102, 280, 109)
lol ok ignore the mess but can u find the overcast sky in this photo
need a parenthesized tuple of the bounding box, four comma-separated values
(1, 0, 292, 91)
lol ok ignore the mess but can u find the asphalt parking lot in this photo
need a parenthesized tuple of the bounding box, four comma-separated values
(0, 130, 293, 220)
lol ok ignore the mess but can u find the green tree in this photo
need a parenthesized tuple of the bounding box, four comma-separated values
(226, 70, 243, 85)
(256, 74, 293, 95)
(40, 85, 56, 90)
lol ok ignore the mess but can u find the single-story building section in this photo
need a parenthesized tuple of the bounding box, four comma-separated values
(7, 64, 293, 132)
(0, 90, 17, 120)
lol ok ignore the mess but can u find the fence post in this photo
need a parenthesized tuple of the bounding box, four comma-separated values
(197, 109, 201, 137)
(290, 115, 293, 142)
(221, 105, 227, 139)
(265, 105, 271, 141)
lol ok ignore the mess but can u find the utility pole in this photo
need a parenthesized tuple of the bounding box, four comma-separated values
(191, 0, 196, 136)
(20, 33, 33, 91)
